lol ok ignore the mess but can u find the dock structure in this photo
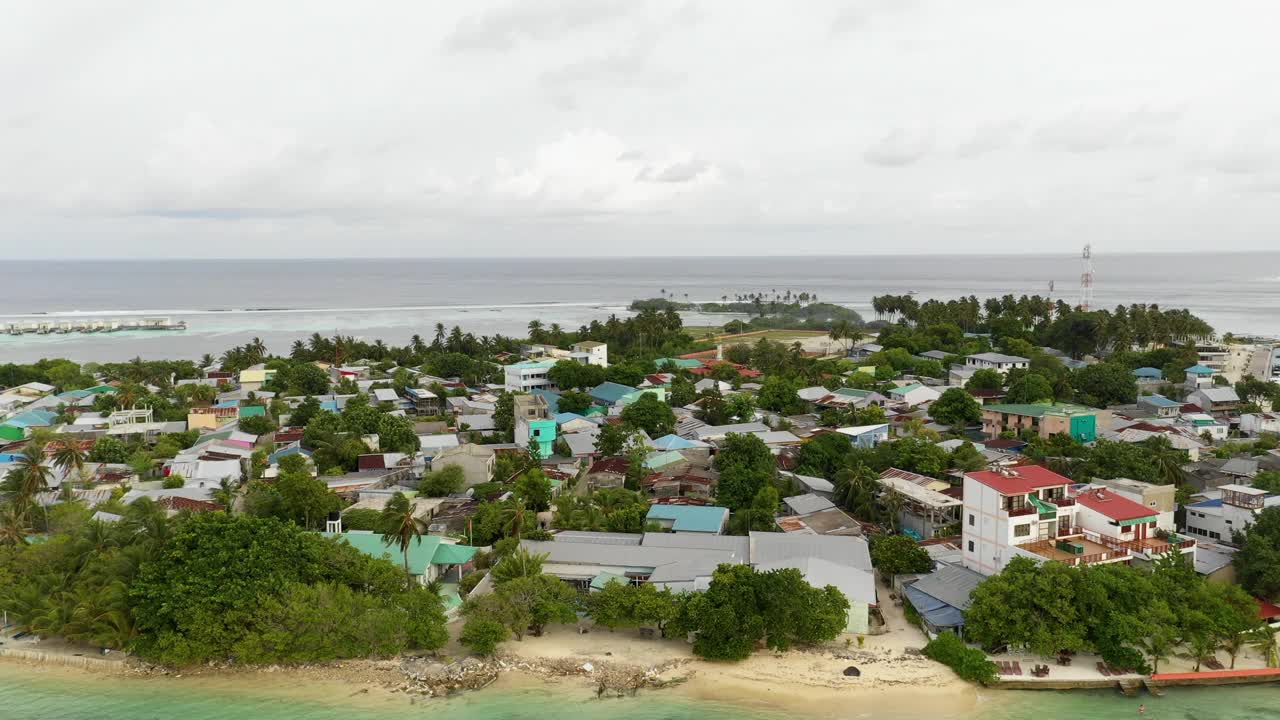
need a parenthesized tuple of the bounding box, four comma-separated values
(3, 317, 186, 335)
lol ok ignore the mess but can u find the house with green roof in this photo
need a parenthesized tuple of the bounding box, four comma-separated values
(325, 531, 479, 585)
(981, 402, 1109, 443)
(645, 504, 729, 534)
(655, 358, 703, 370)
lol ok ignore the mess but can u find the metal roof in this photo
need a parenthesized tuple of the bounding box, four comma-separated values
(908, 563, 984, 611)
(783, 493, 837, 515)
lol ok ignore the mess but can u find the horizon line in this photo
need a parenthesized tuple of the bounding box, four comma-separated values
(9, 248, 1280, 262)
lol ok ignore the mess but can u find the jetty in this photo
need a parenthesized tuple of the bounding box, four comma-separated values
(3, 317, 187, 335)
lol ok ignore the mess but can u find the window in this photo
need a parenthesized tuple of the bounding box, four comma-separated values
(1121, 525, 1133, 534)
(969, 514, 975, 526)
(1209, 531, 1221, 540)
(967, 541, 975, 552)
(1014, 524, 1030, 537)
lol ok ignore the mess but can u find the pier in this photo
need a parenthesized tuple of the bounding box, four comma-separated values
(2, 317, 187, 336)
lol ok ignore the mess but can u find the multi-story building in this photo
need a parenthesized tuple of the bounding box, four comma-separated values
(1184, 484, 1280, 544)
(571, 341, 608, 367)
(961, 466, 1192, 575)
(1184, 364, 1216, 391)
(1195, 343, 1230, 374)
(981, 403, 1109, 443)
(513, 394, 557, 459)
(503, 360, 557, 393)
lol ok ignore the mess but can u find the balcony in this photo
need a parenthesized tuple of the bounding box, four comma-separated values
(1020, 537, 1130, 567)
(1047, 496, 1075, 507)
(1006, 505, 1037, 518)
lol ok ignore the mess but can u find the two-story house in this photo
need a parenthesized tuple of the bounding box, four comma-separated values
(504, 360, 557, 393)
(981, 403, 1109, 443)
(963, 466, 1132, 575)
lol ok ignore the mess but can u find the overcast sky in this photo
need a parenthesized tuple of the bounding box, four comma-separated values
(3, 0, 1280, 258)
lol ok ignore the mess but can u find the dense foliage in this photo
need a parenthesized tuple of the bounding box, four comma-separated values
(670, 564, 849, 660)
(1234, 506, 1280, 601)
(921, 632, 998, 685)
(965, 555, 1259, 672)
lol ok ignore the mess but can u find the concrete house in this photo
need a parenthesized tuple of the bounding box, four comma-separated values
(982, 403, 1109, 443)
(889, 383, 941, 407)
(430, 443, 496, 488)
(964, 353, 1029, 374)
(1241, 412, 1280, 437)
(1187, 387, 1241, 415)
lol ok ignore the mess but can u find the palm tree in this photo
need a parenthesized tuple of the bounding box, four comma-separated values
(212, 477, 237, 513)
(1249, 624, 1279, 668)
(1221, 629, 1249, 669)
(833, 464, 879, 520)
(0, 505, 32, 546)
(500, 498, 529, 539)
(51, 443, 88, 490)
(14, 446, 52, 526)
(380, 492, 425, 587)
(879, 487, 905, 533)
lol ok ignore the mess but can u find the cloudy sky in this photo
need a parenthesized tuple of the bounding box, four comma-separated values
(3, 0, 1279, 258)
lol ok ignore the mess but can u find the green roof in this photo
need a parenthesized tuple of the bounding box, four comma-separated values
(985, 402, 1097, 418)
(325, 532, 478, 575)
(590, 571, 629, 590)
(238, 405, 267, 418)
(0, 425, 25, 441)
(655, 358, 703, 369)
(85, 385, 116, 394)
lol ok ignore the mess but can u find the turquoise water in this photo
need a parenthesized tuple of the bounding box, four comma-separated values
(1, 664, 1276, 720)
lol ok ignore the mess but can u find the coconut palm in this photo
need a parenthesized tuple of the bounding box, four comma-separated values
(880, 487, 906, 533)
(380, 492, 425, 587)
(833, 464, 879, 520)
(51, 442, 88, 490)
(500, 498, 530, 539)
(0, 505, 32, 546)
(1249, 624, 1279, 668)
(13, 446, 52, 526)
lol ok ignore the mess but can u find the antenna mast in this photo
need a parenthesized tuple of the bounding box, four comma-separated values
(1079, 244, 1094, 312)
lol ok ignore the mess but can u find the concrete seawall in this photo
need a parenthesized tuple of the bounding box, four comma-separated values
(0, 648, 125, 673)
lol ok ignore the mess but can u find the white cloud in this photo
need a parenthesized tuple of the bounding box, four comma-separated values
(3, 0, 1280, 257)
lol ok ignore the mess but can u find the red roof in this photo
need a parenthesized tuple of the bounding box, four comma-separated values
(158, 496, 223, 513)
(588, 457, 630, 475)
(1257, 598, 1280, 621)
(966, 466, 1071, 495)
(1073, 488, 1157, 522)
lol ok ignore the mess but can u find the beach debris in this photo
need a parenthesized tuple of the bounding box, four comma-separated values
(843, 666, 861, 677)
(581, 662, 594, 672)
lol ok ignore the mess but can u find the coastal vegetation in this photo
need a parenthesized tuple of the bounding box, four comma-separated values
(0, 509, 448, 666)
(965, 555, 1260, 672)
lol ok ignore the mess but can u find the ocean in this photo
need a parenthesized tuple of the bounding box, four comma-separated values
(2, 253, 1279, 363)
(0, 663, 1276, 720)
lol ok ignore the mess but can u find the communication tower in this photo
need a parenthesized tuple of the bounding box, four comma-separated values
(1079, 245, 1094, 312)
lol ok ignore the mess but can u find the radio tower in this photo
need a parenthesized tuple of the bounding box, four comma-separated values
(1079, 244, 1094, 312)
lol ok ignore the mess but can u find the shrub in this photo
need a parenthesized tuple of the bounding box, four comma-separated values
(922, 632, 997, 686)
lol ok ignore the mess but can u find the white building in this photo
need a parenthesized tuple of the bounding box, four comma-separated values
(1240, 412, 1280, 437)
(964, 353, 1029, 374)
(503, 360, 557, 392)
(962, 466, 1134, 576)
(571, 341, 609, 367)
(1184, 484, 1280, 544)
(889, 382, 941, 408)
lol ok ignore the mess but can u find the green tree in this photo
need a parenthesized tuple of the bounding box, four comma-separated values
(619, 393, 676, 437)
(490, 546, 547, 585)
(459, 615, 509, 656)
(713, 433, 776, 511)
(514, 470, 553, 512)
(1005, 373, 1055, 404)
(965, 369, 1003, 392)
(922, 632, 997, 685)
(1234, 506, 1280, 600)
(672, 564, 848, 661)
(87, 436, 129, 463)
(420, 464, 466, 497)
(929, 388, 982, 427)
(557, 389, 594, 415)
(870, 534, 933, 579)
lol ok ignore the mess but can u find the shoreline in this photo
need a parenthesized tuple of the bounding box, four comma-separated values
(0, 627, 978, 720)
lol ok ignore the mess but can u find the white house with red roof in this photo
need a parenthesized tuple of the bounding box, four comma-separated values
(963, 465, 1197, 576)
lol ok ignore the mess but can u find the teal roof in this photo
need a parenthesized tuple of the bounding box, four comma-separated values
(645, 505, 728, 533)
(1139, 394, 1182, 408)
(268, 446, 312, 464)
(834, 388, 873, 398)
(590, 571, 628, 590)
(590, 382, 637, 405)
(57, 390, 92, 400)
(238, 405, 267, 418)
(644, 450, 687, 470)
(325, 532, 478, 575)
(530, 389, 561, 414)
(3, 409, 58, 428)
(1184, 364, 1215, 375)
(510, 360, 556, 369)
(655, 358, 703, 369)
(652, 434, 707, 450)
(1133, 367, 1164, 379)
(85, 385, 116, 394)
(985, 402, 1097, 418)
(892, 383, 924, 395)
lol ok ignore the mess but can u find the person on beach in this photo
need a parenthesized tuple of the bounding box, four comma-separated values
(1138, 704, 1146, 715)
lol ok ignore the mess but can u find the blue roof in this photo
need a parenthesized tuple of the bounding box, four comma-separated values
(2, 409, 58, 428)
(320, 400, 340, 412)
(1189, 498, 1223, 508)
(1185, 364, 1215, 375)
(57, 389, 92, 400)
(530, 389, 561, 414)
(1133, 367, 1164, 378)
(214, 399, 239, 408)
(590, 382, 636, 405)
(645, 505, 728, 533)
(1140, 394, 1182, 408)
(644, 450, 687, 470)
(268, 446, 313, 464)
(554, 412, 589, 425)
(652, 434, 706, 450)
